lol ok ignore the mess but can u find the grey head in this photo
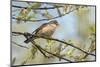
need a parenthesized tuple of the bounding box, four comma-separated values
(49, 20, 59, 26)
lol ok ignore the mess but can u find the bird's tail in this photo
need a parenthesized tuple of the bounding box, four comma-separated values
(24, 38, 31, 43)
(24, 32, 35, 43)
(24, 36, 36, 43)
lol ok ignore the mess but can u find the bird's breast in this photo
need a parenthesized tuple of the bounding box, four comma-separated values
(36, 24, 56, 37)
(42, 25, 56, 32)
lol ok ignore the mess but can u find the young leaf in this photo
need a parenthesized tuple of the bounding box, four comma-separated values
(42, 9, 53, 19)
(30, 3, 41, 9)
(63, 5, 68, 14)
(66, 48, 75, 57)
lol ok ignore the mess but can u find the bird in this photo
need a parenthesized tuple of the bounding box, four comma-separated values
(24, 20, 59, 43)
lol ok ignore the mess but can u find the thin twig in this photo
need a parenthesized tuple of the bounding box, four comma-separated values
(82, 40, 96, 59)
(12, 41, 29, 49)
(12, 5, 63, 10)
(54, 5, 62, 17)
(56, 8, 62, 17)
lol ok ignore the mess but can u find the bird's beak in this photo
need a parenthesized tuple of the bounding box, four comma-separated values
(57, 23, 59, 26)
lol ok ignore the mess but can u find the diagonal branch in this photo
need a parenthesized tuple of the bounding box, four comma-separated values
(23, 33, 47, 57)
(13, 31, 73, 62)
(31, 41, 73, 62)
(12, 32, 96, 57)
(12, 41, 29, 49)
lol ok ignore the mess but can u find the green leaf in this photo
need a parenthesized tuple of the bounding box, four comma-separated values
(43, 9, 53, 19)
(47, 40, 55, 45)
(31, 47, 37, 59)
(66, 48, 75, 57)
(30, 3, 41, 8)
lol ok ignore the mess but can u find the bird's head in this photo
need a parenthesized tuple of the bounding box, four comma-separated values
(49, 20, 59, 26)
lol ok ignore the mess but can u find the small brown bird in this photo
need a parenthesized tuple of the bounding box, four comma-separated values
(24, 20, 59, 43)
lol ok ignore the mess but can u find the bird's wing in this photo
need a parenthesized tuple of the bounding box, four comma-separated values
(32, 23, 48, 34)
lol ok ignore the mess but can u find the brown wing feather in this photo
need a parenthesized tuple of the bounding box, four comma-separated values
(33, 23, 48, 34)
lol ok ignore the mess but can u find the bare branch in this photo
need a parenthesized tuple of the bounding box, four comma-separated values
(12, 6, 79, 22)
(31, 41, 73, 62)
(12, 41, 29, 49)
(12, 5, 63, 10)
(23, 33, 47, 57)
(54, 5, 62, 17)
(12, 32, 96, 57)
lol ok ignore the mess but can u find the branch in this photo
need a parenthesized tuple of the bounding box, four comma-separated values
(81, 40, 96, 59)
(12, 32, 96, 57)
(12, 32, 24, 35)
(32, 35, 95, 56)
(12, 32, 73, 62)
(57, 8, 62, 17)
(31, 40, 73, 62)
(12, 6, 79, 22)
(12, 41, 29, 49)
(23, 33, 48, 57)
(54, 5, 62, 17)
